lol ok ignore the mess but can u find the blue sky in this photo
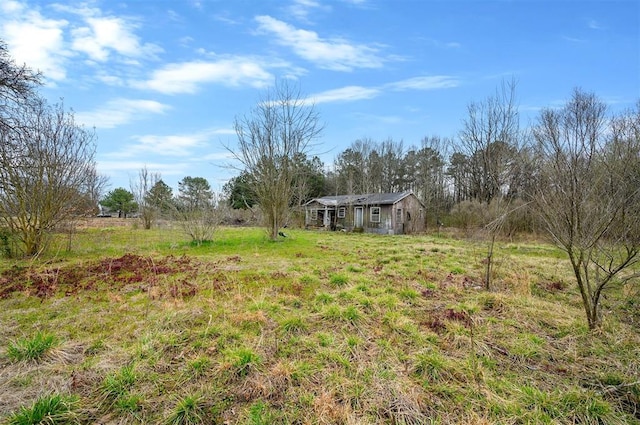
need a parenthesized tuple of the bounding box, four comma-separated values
(1, 0, 638, 193)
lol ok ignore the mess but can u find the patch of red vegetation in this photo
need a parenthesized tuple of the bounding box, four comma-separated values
(421, 308, 473, 334)
(0, 253, 206, 299)
(421, 288, 436, 298)
(443, 308, 472, 326)
(0, 265, 28, 298)
(421, 316, 447, 334)
(542, 280, 566, 293)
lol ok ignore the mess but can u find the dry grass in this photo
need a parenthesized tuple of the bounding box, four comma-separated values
(0, 221, 638, 424)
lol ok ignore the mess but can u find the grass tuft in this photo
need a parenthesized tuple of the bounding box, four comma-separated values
(165, 394, 207, 425)
(280, 316, 307, 333)
(329, 274, 349, 286)
(228, 347, 261, 377)
(101, 364, 137, 400)
(7, 331, 57, 362)
(7, 394, 78, 425)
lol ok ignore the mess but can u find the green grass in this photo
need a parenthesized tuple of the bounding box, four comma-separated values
(6, 394, 78, 425)
(165, 395, 207, 425)
(6, 332, 57, 362)
(101, 364, 137, 400)
(0, 223, 638, 424)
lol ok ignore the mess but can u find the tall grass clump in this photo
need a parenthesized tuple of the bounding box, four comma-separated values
(165, 395, 207, 425)
(7, 394, 79, 425)
(228, 347, 261, 377)
(7, 332, 57, 362)
(329, 274, 349, 286)
(101, 364, 137, 401)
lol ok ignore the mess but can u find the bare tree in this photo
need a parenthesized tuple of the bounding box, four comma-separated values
(131, 166, 160, 229)
(0, 98, 97, 256)
(230, 80, 322, 240)
(81, 168, 110, 215)
(459, 78, 521, 204)
(533, 89, 640, 329)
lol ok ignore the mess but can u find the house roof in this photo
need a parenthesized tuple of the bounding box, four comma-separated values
(306, 191, 419, 207)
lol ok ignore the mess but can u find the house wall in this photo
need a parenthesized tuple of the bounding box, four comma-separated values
(391, 196, 426, 234)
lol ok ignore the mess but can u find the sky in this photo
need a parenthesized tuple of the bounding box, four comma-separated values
(1, 0, 638, 194)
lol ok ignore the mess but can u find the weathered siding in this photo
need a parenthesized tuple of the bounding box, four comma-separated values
(304, 192, 426, 234)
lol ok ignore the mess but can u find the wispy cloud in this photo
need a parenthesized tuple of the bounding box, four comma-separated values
(97, 160, 188, 181)
(385, 75, 460, 91)
(311, 86, 381, 104)
(109, 128, 234, 159)
(288, 0, 330, 22)
(310, 75, 459, 104)
(587, 19, 605, 30)
(255, 15, 387, 71)
(423, 38, 461, 49)
(562, 35, 586, 43)
(75, 98, 170, 129)
(134, 57, 278, 94)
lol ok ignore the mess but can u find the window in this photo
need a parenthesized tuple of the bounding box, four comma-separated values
(338, 207, 346, 218)
(310, 209, 318, 221)
(370, 207, 381, 223)
(396, 208, 403, 223)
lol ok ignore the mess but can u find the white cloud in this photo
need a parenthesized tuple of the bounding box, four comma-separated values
(135, 58, 276, 94)
(97, 160, 188, 180)
(200, 151, 235, 161)
(110, 128, 234, 159)
(75, 99, 170, 129)
(0, 0, 24, 14)
(423, 38, 461, 49)
(0, 1, 162, 83)
(95, 72, 126, 86)
(386, 75, 460, 91)
(53, 4, 162, 62)
(71, 16, 161, 62)
(309, 75, 458, 104)
(0, 5, 69, 81)
(255, 15, 386, 71)
(311, 86, 380, 104)
(587, 19, 605, 30)
(288, 0, 330, 22)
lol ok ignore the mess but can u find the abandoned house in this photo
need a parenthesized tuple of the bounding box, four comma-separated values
(304, 191, 426, 235)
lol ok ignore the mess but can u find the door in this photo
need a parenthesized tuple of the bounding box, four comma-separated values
(354, 207, 363, 228)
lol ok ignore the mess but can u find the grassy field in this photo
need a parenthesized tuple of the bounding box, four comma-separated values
(0, 220, 638, 424)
